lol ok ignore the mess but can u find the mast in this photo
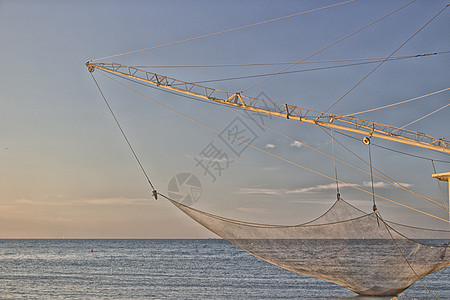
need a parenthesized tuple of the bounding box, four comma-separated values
(86, 61, 450, 154)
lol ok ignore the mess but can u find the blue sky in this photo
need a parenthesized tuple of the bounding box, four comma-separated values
(1, 0, 449, 238)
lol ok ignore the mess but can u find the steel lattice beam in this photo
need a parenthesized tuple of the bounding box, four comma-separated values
(86, 61, 450, 154)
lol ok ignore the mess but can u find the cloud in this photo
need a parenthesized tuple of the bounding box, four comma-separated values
(15, 199, 35, 204)
(83, 197, 149, 205)
(362, 181, 412, 188)
(192, 155, 235, 164)
(265, 143, 276, 149)
(362, 181, 389, 188)
(287, 183, 338, 194)
(236, 207, 268, 214)
(235, 188, 280, 195)
(287, 181, 412, 194)
(290, 141, 303, 148)
(393, 182, 413, 188)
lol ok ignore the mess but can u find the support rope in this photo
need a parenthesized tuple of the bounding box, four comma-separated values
(368, 141, 377, 212)
(396, 103, 450, 131)
(345, 87, 450, 117)
(240, 0, 417, 94)
(91, 0, 357, 62)
(132, 51, 450, 69)
(331, 130, 341, 200)
(318, 127, 449, 212)
(171, 59, 435, 86)
(432, 159, 446, 204)
(320, 2, 449, 117)
(90, 72, 157, 198)
(230, 102, 450, 213)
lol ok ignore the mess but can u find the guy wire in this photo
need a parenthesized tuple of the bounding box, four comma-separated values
(90, 72, 156, 193)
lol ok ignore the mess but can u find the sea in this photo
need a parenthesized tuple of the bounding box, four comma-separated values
(0, 239, 448, 299)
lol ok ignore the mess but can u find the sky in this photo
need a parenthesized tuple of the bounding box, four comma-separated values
(1, 0, 450, 238)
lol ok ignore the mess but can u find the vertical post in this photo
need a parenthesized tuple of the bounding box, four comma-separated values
(432, 172, 450, 221)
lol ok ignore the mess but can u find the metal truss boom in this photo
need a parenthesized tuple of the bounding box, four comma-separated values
(86, 61, 450, 154)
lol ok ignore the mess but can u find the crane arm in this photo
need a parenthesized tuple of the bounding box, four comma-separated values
(86, 61, 450, 154)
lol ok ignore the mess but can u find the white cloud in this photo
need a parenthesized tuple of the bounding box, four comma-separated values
(265, 143, 276, 149)
(287, 183, 338, 194)
(236, 207, 268, 214)
(83, 197, 149, 205)
(236, 188, 280, 195)
(393, 182, 413, 188)
(192, 155, 234, 164)
(290, 141, 303, 148)
(362, 181, 389, 188)
(362, 181, 412, 188)
(287, 181, 412, 194)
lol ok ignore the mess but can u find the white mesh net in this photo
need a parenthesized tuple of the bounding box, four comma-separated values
(164, 196, 449, 296)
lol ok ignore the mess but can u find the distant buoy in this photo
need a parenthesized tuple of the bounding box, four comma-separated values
(91, 249, 94, 252)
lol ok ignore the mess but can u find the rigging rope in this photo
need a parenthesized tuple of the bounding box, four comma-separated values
(225, 100, 450, 212)
(316, 126, 449, 212)
(332, 129, 450, 162)
(171, 58, 433, 86)
(396, 103, 450, 131)
(214, 104, 450, 214)
(345, 87, 450, 117)
(176, 60, 394, 85)
(95, 70, 450, 224)
(431, 159, 447, 204)
(90, 72, 158, 198)
(240, 0, 417, 94)
(131, 51, 450, 69)
(320, 2, 449, 117)
(368, 141, 377, 212)
(331, 130, 341, 200)
(91, 0, 357, 62)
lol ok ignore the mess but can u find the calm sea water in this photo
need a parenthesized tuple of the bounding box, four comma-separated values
(0, 239, 448, 299)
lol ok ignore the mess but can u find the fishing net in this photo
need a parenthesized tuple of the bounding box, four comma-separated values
(163, 196, 449, 296)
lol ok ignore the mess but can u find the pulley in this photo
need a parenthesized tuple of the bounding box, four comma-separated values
(362, 136, 371, 145)
(86, 61, 95, 73)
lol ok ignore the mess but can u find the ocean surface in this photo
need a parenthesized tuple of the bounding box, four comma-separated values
(0, 239, 448, 299)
